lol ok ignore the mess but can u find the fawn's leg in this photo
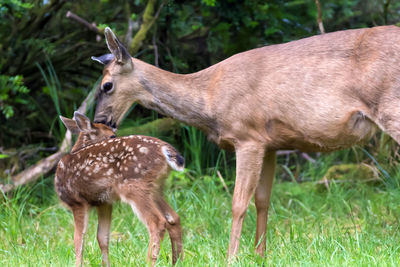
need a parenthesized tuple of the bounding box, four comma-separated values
(156, 198, 183, 264)
(96, 204, 113, 267)
(228, 141, 265, 259)
(254, 151, 276, 256)
(121, 193, 167, 266)
(72, 205, 90, 267)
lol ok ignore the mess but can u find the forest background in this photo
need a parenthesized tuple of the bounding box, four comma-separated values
(1, 0, 400, 266)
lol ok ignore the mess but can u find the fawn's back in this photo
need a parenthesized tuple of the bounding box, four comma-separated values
(55, 135, 183, 207)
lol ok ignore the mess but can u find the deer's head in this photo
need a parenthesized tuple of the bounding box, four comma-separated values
(92, 28, 149, 129)
(60, 112, 116, 152)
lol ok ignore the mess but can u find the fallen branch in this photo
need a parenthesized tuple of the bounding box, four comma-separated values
(0, 89, 96, 194)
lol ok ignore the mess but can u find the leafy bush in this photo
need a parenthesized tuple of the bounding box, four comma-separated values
(0, 75, 29, 119)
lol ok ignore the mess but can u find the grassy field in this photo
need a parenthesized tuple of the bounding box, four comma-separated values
(1, 155, 400, 267)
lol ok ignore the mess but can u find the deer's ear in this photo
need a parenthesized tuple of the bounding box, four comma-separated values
(73, 112, 94, 133)
(59, 116, 80, 135)
(104, 27, 132, 66)
(91, 54, 115, 65)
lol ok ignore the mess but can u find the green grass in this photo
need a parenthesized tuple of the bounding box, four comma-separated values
(1, 167, 400, 266)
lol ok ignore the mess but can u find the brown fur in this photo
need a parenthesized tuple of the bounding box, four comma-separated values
(94, 26, 400, 259)
(55, 114, 183, 266)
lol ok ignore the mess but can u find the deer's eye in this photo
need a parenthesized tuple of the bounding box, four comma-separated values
(102, 82, 114, 93)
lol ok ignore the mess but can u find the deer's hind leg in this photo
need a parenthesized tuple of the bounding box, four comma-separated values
(254, 151, 276, 256)
(156, 197, 183, 264)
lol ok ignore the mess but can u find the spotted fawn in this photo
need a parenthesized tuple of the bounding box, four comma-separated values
(55, 112, 184, 266)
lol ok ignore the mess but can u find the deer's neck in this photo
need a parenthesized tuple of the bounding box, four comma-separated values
(70, 134, 87, 153)
(134, 60, 217, 135)
(70, 134, 98, 154)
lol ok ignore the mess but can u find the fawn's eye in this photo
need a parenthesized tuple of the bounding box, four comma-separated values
(102, 82, 114, 93)
(110, 135, 116, 139)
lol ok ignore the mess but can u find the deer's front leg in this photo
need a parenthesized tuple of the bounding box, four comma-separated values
(254, 151, 276, 256)
(228, 142, 265, 259)
(72, 205, 89, 267)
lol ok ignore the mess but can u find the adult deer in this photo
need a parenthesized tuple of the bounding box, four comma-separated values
(93, 26, 400, 258)
(55, 112, 184, 266)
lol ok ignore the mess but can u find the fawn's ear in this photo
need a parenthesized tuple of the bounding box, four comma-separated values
(73, 112, 94, 133)
(59, 115, 80, 135)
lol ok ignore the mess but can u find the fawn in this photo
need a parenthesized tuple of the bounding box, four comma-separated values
(55, 112, 184, 266)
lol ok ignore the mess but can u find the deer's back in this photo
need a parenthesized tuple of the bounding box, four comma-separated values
(205, 26, 400, 151)
(55, 135, 170, 207)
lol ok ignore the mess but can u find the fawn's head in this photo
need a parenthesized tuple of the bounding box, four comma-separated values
(60, 112, 116, 152)
(92, 27, 149, 129)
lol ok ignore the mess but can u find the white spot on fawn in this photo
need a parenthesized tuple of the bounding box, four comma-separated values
(93, 164, 101, 173)
(139, 147, 148, 154)
(106, 168, 113, 176)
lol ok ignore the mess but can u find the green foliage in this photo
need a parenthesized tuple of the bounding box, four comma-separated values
(0, 75, 29, 119)
(0, 0, 33, 18)
(2, 2, 400, 264)
(1, 0, 400, 175)
(1, 170, 400, 265)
